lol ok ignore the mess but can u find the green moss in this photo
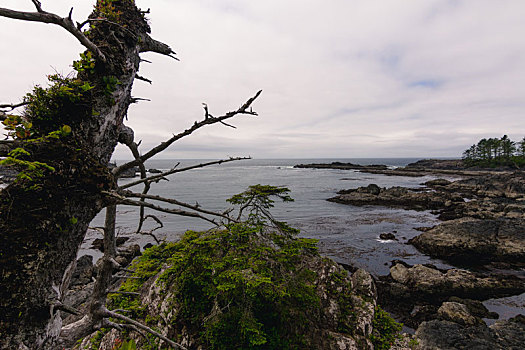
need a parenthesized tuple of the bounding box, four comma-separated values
(94, 0, 123, 23)
(23, 74, 94, 136)
(88, 329, 109, 349)
(369, 306, 403, 350)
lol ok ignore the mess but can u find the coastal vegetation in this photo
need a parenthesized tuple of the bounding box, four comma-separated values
(109, 227, 322, 349)
(72, 185, 401, 349)
(462, 135, 525, 168)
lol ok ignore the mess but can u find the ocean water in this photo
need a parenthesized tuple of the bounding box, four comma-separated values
(86, 158, 452, 275)
(83, 157, 524, 320)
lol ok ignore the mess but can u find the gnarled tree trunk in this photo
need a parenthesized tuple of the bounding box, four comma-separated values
(0, 1, 175, 348)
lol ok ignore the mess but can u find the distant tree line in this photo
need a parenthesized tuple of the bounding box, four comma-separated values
(462, 135, 525, 168)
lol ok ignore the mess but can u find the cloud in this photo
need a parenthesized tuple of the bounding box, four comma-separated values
(1, 0, 524, 159)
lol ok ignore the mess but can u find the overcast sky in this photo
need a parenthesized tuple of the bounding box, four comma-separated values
(1, 0, 524, 159)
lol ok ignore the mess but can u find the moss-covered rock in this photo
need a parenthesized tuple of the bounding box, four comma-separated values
(87, 224, 391, 349)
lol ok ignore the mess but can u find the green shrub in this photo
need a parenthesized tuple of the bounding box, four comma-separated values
(369, 306, 403, 350)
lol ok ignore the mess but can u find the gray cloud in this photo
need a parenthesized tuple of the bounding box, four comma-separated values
(1, 0, 524, 159)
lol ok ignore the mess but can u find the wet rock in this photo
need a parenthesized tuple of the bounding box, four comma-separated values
(332, 171, 525, 223)
(409, 218, 525, 267)
(447, 296, 498, 319)
(491, 315, 525, 349)
(408, 304, 439, 326)
(415, 314, 525, 350)
(424, 179, 452, 187)
(446, 171, 525, 199)
(379, 232, 397, 240)
(329, 184, 463, 211)
(388, 263, 525, 301)
(416, 320, 496, 349)
(90, 236, 130, 252)
(294, 162, 388, 171)
(437, 302, 483, 326)
(69, 255, 93, 287)
(405, 159, 465, 170)
(148, 168, 162, 174)
(115, 243, 141, 267)
(337, 183, 381, 195)
(377, 262, 525, 328)
(362, 184, 381, 195)
(352, 268, 377, 301)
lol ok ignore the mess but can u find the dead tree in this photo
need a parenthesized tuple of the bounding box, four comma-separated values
(0, 1, 260, 348)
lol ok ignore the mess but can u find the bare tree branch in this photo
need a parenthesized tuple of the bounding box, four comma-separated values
(119, 132, 154, 234)
(130, 97, 151, 104)
(140, 34, 179, 60)
(103, 191, 219, 225)
(139, 214, 163, 244)
(119, 157, 250, 190)
(120, 190, 236, 223)
(103, 308, 187, 349)
(135, 74, 152, 84)
(118, 127, 146, 211)
(52, 301, 81, 316)
(31, 0, 43, 13)
(0, 101, 29, 112)
(113, 90, 261, 177)
(119, 323, 151, 344)
(0, 5, 106, 62)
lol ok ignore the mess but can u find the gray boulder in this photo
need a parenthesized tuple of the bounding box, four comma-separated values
(409, 218, 525, 267)
(416, 314, 525, 350)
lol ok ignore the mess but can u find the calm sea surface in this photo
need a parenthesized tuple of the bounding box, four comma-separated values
(83, 158, 523, 320)
(86, 158, 450, 274)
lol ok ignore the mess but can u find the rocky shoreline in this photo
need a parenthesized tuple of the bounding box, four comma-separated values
(295, 159, 516, 178)
(59, 159, 524, 348)
(319, 159, 525, 348)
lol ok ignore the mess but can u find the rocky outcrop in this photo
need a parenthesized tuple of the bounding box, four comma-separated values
(416, 314, 525, 350)
(439, 171, 525, 199)
(377, 262, 524, 328)
(294, 162, 388, 171)
(295, 159, 512, 177)
(409, 218, 525, 267)
(98, 262, 378, 350)
(328, 184, 464, 211)
(90, 236, 130, 252)
(404, 159, 465, 170)
(437, 301, 484, 326)
(330, 171, 525, 270)
(69, 255, 94, 287)
(330, 172, 525, 222)
(76, 230, 394, 350)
